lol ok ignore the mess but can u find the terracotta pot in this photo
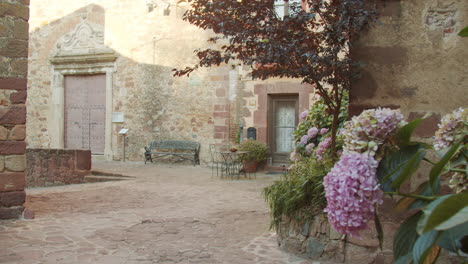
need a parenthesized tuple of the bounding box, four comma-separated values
(243, 161, 257, 173)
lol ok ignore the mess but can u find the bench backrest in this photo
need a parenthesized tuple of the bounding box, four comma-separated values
(149, 140, 200, 152)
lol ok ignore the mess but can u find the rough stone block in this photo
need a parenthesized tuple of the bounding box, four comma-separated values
(0, 172, 25, 191)
(408, 112, 441, 138)
(12, 19, 29, 40)
(5, 155, 26, 172)
(0, 190, 25, 207)
(76, 150, 91, 170)
(330, 226, 344, 240)
(352, 46, 408, 66)
(347, 221, 379, 248)
(306, 237, 325, 258)
(214, 132, 224, 139)
(8, 125, 25, 140)
(213, 112, 228, 118)
(22, 207, 34, 220)
(10, 58, 28, 77)
(0, 125, 8, 140)
(0, 141, 26, 154)
(0, 156, 4, 171)
(215, 88, 225, 97)
(0, 105, 26, 124)
(0, 205, 24, 220)
(350, 70, 378, 100)
(253, 84, 266, 94)
(0, 3, 29, 21)
(214, 126, 227, 133)
(378, 0, 401, 17)
(9, 90, 27, 104)
(0, 39, 28, 58)
(0, 77, 27, 90)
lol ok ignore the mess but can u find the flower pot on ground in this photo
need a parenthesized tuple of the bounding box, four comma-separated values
(238, 139, 269, 172)
(243, 161, 258, 173)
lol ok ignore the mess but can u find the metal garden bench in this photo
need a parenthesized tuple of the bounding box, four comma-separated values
(144, 140, 200, 166)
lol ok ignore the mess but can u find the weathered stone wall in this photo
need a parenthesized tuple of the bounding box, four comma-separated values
(27, 1, 309, 163)
(350, 0, 467, 137)
(278, 214, 458, 263)
(0, 0, 29, 220)
(241, 78, 314, 144)
(26, 149, 91, 187)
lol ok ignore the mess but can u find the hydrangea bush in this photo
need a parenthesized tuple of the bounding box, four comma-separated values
(324, 108, 403, 236)
(292, 91, 348, 160)
(323, 107, 467, 264)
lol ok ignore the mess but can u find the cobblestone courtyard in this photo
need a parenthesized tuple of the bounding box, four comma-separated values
(0, 162, 312, 264)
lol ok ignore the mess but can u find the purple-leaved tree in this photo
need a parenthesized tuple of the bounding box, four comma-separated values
(175, 0, 376, 157)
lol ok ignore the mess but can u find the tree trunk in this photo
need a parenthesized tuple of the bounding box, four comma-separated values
(330, 106, 340, 159)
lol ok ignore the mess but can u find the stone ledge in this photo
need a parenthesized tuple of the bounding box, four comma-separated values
(50, 53, 117, 65)
(0, 205, 24, 220)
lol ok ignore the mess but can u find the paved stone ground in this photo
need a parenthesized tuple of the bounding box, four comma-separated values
(0, 161, 317, 264)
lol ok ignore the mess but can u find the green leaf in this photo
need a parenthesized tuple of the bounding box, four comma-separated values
(395, 254, 413, 264)
(429, 139, 462, 191)
(412, 230, 440, 264)
(459, 26, 468, 37)
(397, 118, 424, 146)
(437, 221, 468, 253)
(394, 212, 422, 262)
(377, 144, 426, 192)
(417, 192, 468, 234)
(375, 211, 384, 250)
(436, 207, 468, 230)
(391, 148, 426, 190)
(410, 179, 441, 210)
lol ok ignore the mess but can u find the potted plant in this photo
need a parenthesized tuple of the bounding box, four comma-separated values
(238, 140, 269, 173)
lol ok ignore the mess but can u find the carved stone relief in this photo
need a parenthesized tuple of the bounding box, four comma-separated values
(54, 20, 114, 57)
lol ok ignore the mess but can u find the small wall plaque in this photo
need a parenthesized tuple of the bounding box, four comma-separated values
(112, 112, 124, 123)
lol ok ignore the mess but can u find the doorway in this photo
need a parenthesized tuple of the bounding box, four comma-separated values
(64, 74, 106, 154)
(268, 95, 298, 164)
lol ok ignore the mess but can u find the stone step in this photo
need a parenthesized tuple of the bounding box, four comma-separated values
(84, 175, 130, 183)
(90, 170, 133, 178)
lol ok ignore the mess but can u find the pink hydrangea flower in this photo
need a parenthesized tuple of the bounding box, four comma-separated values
(434, 107, 467, 151)
(323, 153, 383, 237)
(320, 128, 329, 135)
(315, 137, 331, 160)
(299, 110, 309, 121)
(307, 127, 319, 138)
(342, 108, 405, 156)
(300, 135, 309, 145)
(290, 151, 298, 161)
(305, 143, 315, 154)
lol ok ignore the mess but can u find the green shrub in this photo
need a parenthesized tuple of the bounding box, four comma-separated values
(238, 140, 269, 162)
(263, 157, 333, 230)
(293, 91, 348, 159)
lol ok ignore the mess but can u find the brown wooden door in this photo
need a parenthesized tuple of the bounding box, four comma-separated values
(64, 74, 106, 154)
(269, 95, 298, 164)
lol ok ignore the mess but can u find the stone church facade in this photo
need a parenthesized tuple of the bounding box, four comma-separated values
(27, 0, 314, 163)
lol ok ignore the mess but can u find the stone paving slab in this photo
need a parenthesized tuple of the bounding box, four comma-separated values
(0, 161, 318, 264)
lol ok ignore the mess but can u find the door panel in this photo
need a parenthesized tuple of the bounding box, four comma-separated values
(64, 74, 106, 154)
(275, 101, 296, 152)
(64, 107, 86, 149)
(89, 108, 105, 154)
(268, 95, 298, 164)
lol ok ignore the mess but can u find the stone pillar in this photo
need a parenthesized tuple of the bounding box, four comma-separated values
(0, 0, 29, 220)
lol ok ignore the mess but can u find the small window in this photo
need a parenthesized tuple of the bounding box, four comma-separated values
(274, 0, 302, 19)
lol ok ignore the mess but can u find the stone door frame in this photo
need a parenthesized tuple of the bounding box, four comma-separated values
(50, 54, 117, 160)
